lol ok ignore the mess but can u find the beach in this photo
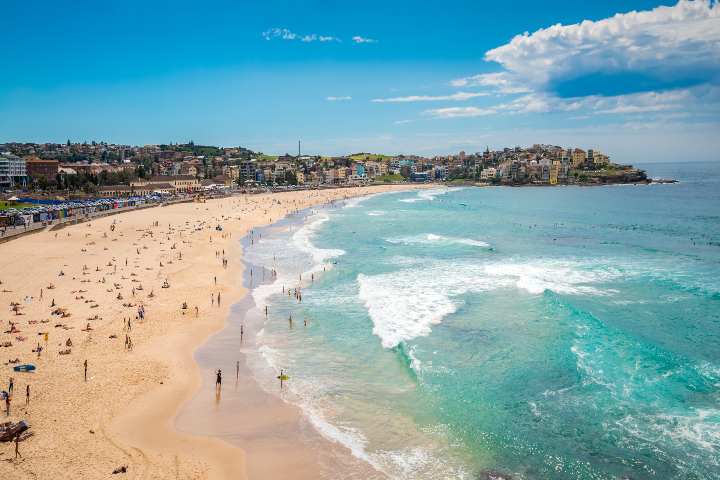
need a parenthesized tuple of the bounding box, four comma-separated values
(0, 184, 425, 479)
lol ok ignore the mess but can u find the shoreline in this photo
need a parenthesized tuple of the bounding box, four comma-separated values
(175, 199, 387, 479)
(0, 184, 429, 479)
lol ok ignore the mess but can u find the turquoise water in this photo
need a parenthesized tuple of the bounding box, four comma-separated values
(247, 162, 720, 479)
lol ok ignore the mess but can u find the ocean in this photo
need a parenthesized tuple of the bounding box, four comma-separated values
(241, 161, 720, 480)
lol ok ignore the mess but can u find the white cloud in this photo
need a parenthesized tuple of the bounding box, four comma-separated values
(352, 36, 378, 44)
(436, 1, 720, 120)
(372, 92, 489, 103)
(423, 106, 497, 119)
(493, 85, 719, 115)
(376, 1, 720, 125)
(326, 96, 352, 101)
(262, 28, 340, 43)
(450, 72, 531, 94)
(422, 84, 719, 119)
(484, 0, 720, 90)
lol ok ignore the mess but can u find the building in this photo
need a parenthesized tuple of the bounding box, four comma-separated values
(131, 175, 200, 194)
(571, 148, 586, 169)
(410, 171, 430, 182)
(550, 160, 560, 185)
(586, 149, 595, 168)
(223, 165, 239, 183)
(480, 167, 496, 180)
(97, 185, 134, 197)
(593, 151, 609, 166)
(25, 157, 60, 181)
(239, 160, 257, 183)
(0, 152, 26, 187)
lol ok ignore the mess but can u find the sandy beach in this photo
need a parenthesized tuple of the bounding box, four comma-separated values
(0, 185, 425, 479)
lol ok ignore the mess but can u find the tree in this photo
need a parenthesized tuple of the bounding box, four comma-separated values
(284, 170, 298, 185)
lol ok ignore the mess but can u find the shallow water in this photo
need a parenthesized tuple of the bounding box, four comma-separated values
(243, 162, 720, 479)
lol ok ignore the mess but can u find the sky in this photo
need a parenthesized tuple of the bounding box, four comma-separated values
(1, 0, 719, 162)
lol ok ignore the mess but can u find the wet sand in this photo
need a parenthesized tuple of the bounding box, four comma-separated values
(176, 213, 380, 479)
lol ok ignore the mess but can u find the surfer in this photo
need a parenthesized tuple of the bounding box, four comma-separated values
(277, 369, 288, 389)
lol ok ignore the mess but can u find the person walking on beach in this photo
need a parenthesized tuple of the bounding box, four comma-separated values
(8, 377, 13, 395)
(240, 324, 244, 342)
(217, 292, 221, 306)
(236, 361, 240, 380)
(84, 359, 88, 382)
(215, 369, 222, 390)
(25, 384, 30, 406)
(13, 429, 22, 458)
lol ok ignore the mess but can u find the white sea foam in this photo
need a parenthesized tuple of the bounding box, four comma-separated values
(292, 213, 345, 265)
(301, 403, 381, 470)
(358, 270, 460, 349)
(342, 192, 380, 209)
(367, 210, 386, 216)
(483, 263, 615, 296)
(386, 233, 490, 248)
(358, 259, 621, 348)
(248, 209, 346, 313)
(398, 187, 460, 203)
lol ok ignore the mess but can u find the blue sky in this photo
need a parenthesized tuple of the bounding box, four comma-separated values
(1, 0, 718, 161)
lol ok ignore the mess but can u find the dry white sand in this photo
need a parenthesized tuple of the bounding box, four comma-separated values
(0, 185, 426, 479)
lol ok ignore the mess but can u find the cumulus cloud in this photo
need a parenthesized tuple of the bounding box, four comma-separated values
(372, 92, 489, 103)
(352, 36, 378, 44)
(427, 1, 720, 120)
(326, 96, 352, 101)
(485, 0, 720, 91)
(262, 28, 340, 43)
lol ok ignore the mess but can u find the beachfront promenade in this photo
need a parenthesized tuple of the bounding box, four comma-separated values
(0, 196, 207, 243)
